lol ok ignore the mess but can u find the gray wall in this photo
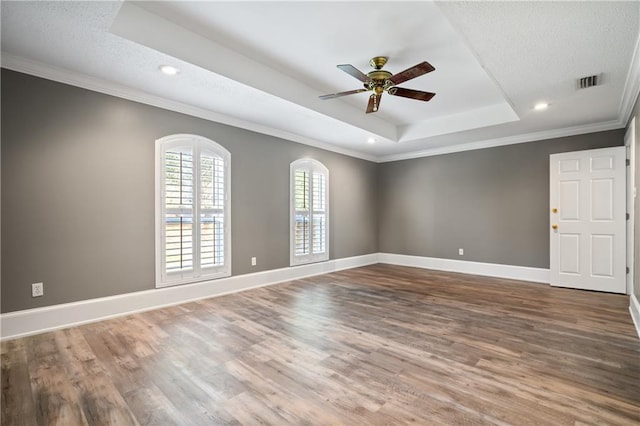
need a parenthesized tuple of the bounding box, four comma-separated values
(1, 69, 378, 313)
(378, 131, 624, 268)
(0, 68, 629, 315)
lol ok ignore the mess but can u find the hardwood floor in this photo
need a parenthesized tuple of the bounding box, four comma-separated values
(2, 264, 640, 425)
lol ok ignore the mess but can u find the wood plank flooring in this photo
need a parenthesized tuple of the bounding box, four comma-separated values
(2, 264, 640, 425)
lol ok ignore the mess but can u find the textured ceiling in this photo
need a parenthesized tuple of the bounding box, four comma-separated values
(1, 1, 639, 161)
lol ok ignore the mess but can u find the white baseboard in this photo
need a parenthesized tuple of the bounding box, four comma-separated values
(2, 251, 635, 342)
(630, 294, 640, 340)
(0, 253, 553, 340)
(378, 253, 550, 284)
(0, 253, 378, 341)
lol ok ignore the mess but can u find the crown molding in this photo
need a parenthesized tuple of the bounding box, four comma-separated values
(0, 53, 378, 163)
(620, 31, 640, 125)
(1, 53, 631, 165)
(376, 119, 624, 163)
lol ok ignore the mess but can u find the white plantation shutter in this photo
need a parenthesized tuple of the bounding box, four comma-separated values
(294, 169, 310, 256)
(156, 135, 230, 287)
(290, 159, 329, 265)
(199, 152, 225, 269)
(164, 149, 194, 273)
(312, 171, 326, 255)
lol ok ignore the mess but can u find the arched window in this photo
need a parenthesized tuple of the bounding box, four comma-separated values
(156, 134, 230, 287)
(290, 158, 329, 265)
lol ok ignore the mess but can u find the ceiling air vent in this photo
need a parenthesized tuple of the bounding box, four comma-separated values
(577, 74, 599, 89)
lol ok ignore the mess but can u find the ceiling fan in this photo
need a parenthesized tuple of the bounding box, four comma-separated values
(319, 56, 436, 114)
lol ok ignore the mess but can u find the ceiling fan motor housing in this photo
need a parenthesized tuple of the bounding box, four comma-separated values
(365, 57, 394, 94)
(365, 69, 393, 93)
(366, 70, 392, 81)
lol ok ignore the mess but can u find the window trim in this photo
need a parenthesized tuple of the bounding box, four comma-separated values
(155, 134, 231, 288)
(290, 158, 329, 266)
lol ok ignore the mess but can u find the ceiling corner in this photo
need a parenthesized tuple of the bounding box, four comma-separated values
(620, 30, 640, 124)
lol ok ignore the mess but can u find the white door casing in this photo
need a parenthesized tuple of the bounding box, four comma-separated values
(625, 117, 636, 295)
(550, 146, 626, 293)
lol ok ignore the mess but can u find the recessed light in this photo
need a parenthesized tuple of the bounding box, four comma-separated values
(160, 65, 179, 76)
(367, 137, 376, 144)
(534, 102, 549, 111)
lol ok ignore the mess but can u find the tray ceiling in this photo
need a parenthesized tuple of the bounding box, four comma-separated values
(1, 1, 638, 161)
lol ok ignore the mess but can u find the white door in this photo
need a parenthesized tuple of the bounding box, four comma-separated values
(550, 146, 626, 293)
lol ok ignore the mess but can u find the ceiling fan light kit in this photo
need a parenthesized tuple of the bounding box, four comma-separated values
(319, 56, 436, 114)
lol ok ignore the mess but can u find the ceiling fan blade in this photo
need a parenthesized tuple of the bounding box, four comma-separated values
(337, 64, 371, 83)
(388, 61, 435, 85)
(366, 93, 381, 114)
(319, 88, 368, 100)
(388, 87, 435, 102)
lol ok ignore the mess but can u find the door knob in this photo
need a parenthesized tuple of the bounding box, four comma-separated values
(552, 208, 558, 213)
(552, 224, 558, 230)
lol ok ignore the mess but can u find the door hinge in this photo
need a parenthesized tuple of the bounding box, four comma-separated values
(627, 158, 631, 166)
(627, 213, 630, 220)
(627, 266, 630, 274)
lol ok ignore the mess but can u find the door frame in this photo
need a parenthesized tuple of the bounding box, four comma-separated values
(626, 117, 636, 295)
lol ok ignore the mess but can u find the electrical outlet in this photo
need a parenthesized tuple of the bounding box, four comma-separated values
(251, 257, 257, 266)
(458, 248, 464, 256)
(32, 282, 44, 297)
